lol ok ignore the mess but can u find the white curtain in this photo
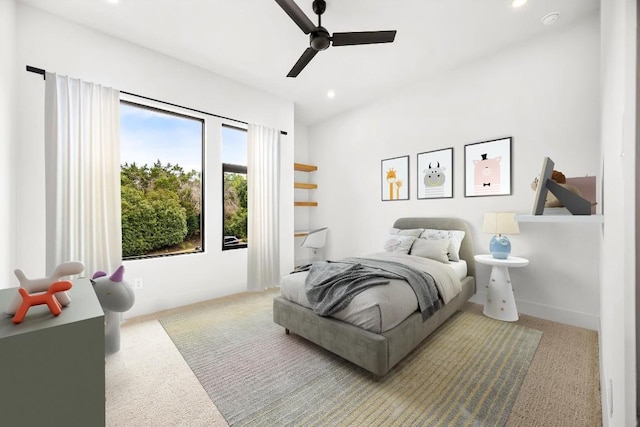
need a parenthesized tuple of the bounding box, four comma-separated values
(44, 72, 122, 277)
(247, 124, 281, 291)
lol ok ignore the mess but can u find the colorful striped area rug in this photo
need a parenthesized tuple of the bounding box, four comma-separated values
(159, 291, 542, 426)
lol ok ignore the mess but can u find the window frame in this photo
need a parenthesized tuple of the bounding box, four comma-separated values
(120, 99, 206, 260)
(221, 124, 248, 251)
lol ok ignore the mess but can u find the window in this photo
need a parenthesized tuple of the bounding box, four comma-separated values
(120, 101, 204, 259)
(222, 125, 248, 250)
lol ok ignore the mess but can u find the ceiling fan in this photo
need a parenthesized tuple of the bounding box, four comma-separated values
(275, 0, 397, 77)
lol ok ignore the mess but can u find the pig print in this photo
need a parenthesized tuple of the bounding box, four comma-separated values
(473, 153, 502, 195)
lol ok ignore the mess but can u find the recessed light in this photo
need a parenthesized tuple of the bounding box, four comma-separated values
(541, 11, 560, 26)
(327, 89, 336, 99)
(512, 0, 527, 8)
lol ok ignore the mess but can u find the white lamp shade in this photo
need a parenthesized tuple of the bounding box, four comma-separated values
(482, 212, 520, 235)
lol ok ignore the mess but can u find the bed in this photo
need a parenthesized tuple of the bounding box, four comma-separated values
(273, 217, 476, 378)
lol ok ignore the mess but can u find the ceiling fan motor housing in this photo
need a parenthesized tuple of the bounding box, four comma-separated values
(310, 26, 330, 50)
(312, 0, 326, 15)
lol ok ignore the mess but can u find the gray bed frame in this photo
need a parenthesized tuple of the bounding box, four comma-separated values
(273, 217, 476, 378)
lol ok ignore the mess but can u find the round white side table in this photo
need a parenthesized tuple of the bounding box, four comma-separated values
(474, 254, 529, 322)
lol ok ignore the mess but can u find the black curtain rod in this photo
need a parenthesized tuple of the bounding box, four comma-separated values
(26, 65, 288, 136)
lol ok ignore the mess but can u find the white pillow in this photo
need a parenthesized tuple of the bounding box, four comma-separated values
(410, 237, 450, 263)
(419, 229, 466, 262)
(383, 235, 417, 254)
(388, 227, 424, 237)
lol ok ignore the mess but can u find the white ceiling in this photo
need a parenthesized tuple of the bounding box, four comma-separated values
(18, 0, 599, 125)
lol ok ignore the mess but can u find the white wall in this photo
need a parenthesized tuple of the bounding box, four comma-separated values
(0, 0, 16, 290)
(599, 0, 636, 425)
(307, 16, 601, 329)
(13, 5, 295, 318)
(293, 121, 312, 265)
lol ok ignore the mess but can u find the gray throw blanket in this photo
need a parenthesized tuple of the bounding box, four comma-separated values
(304, 257, 441, 321)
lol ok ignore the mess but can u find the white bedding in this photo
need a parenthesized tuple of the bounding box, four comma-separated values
(280, 252, 465, 334)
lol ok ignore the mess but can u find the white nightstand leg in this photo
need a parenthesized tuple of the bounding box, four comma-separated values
(483, 265, 518, 321)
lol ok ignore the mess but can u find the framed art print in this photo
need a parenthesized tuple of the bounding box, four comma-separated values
(464, 137, 512, 197)
(417, 148, 453, 199)
(381, 155, 409, 201)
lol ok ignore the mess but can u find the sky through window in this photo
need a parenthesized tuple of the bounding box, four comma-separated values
(120, 103, 202, 172)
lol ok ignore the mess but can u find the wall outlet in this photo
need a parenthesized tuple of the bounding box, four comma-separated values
(131, 277, 143, 290)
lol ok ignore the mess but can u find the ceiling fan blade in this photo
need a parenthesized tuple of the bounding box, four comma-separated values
(332, 30, 397, 46)
(275, 0, 316, 34)
(287, 48, 319, 78)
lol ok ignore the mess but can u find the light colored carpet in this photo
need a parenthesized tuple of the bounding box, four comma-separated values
(105, 319, 227, 426)
(106, 290, 601, 427)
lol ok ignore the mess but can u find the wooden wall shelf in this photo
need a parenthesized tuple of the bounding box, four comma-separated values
(294, 163, 317, 172)
(294, 163, 318, 210)
(294, 182, 318, 189)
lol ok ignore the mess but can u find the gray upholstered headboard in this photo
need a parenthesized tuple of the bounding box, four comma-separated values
(392, 217, 475, 278)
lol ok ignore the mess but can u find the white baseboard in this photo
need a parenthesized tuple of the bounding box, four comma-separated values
(470, 291, 599, 330)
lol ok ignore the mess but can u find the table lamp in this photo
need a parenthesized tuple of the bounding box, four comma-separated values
(482, 212, 520, 259)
